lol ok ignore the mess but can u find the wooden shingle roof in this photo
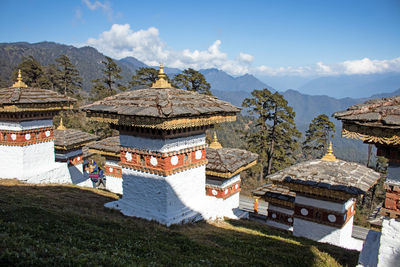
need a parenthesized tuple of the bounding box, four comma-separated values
(87, 136, 120, 157)
(82, 88, 240, 129)
(333, 96, 400, 128)
(0, 86, 75, 112)
(252, 183, 295, 208)
(206, 147, 258, 178)
(54, 129, 98, 150)
(268, 159, 380, 199)
(333, 96, 400, 145)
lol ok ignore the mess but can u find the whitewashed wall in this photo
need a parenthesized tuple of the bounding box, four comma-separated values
(120, 134, 205, 153)
(106, 165, 208, 226)
(0, 141, 57, 179)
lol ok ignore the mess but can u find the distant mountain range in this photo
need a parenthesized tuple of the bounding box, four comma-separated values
(1, 41, 399, 127)
(297, 73, 400, 98)
(1, 41, 399, 164)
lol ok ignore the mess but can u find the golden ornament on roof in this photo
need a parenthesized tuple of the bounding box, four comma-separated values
(12, 69, 28, 88)
(321, 141, 337, 162)
(151, 63, 173, 88)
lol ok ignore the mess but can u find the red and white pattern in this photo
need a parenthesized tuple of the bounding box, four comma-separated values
(0, 127, 54, 146)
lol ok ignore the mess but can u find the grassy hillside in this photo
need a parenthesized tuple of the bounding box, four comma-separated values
(0, 179, 358, 266)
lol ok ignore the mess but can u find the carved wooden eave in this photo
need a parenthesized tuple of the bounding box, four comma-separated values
(205, 160, 257, 179)
(342, 122, 400, 146)
(85, 112, 237, 130)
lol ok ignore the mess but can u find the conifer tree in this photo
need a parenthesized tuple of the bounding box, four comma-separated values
(172, 68, 212, 95)
(302, 114, 335, 159)
(129, 67, 161, 87)
(242, 89, 301, 179)
(55, 54, 82, 96)
(12, 56, 50, 88)
(91, 56, 126, 101)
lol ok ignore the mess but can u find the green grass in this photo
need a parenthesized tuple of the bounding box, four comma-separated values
(0, 179, 359, 266)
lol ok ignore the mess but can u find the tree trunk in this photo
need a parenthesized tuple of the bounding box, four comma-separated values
(267, 105, 278, 175)
(367, 144, 373, 167)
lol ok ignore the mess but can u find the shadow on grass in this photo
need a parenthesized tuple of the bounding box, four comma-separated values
(0, 180, 358, 266)
(225, 218, 360, 267)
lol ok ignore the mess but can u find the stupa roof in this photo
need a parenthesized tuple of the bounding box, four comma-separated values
(87, 136, 120, 157)
(0, 71, 75, 113)
(54, 120, 98, 150)
(206, 142, 258, 179)
(333, 96, 400, 145)
(82, 65, 240, 130)
(252, 183, 295, 208)
(268, 159, 380, 200)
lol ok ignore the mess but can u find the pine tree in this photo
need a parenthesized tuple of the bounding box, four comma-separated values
(55, 55, 82, 96)
(91, 56, 125, 101)
(242, 89, 301, 179)
(43, 64, 59, 91)
(302, 114, 335, 159)
(129, 67, 161, 88)
(12, 56, 50, 88)
(172, 68, 212, 95)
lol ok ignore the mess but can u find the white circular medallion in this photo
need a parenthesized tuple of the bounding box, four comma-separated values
(125, 152, 132, 161)
(109, 167, 113, 172)
(288, 217, 293, 223)
(328, 214, 336, 223)
(272, 213, 277, 219)
(77, 156, 80, 161)
(212, 189, 218, 196)
(170, 156, 178, 166)
(25, 133, 31, 140)
(11, 134, 16, 140)
(45, 130, 50, 137)
(224, 189, 229, 195)
(195, 150, 202, 160)
(300, 208, 308, 216)
(150, 156, 158, 166)
(235, 184, 239, 189)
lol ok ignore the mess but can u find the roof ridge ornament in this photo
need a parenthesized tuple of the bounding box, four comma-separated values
(209, 131, 223, 149)
(57, 118, 67, 130)
(151, 63, 173, 89)
(12, 69, 28, 88)
(321, 141, 337, 162)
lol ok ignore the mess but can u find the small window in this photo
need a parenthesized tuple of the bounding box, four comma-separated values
(140, 155, 145, 166)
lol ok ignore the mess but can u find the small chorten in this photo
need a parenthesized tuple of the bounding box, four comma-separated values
(151, 64, 173, 88)
(209, 132, 222, 149)
(321, 142, 337, 162)
(0, 71, 75, 182)
(12, 70, 28, 88)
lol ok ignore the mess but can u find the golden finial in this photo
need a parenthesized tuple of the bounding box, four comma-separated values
(57, 118, 67, 130)
(151, 63, 173, 88)
(321, 141, 337, 162)
(209, 131, 223, 149)
(12, 69, 28, 88)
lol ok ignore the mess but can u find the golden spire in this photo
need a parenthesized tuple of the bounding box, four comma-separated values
(12, 69, 28, 88)
(321, 142, 337, 162)
(209, 131, 223, 149)
(151, 63, 173, 88)
(57, 118, 67, 130)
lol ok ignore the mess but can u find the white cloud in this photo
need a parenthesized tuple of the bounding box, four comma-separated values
(238, 52, 254, 64)
(85, 24, 400, 77)
(255, 57, 400, 76)
(82, 0, 113, 20)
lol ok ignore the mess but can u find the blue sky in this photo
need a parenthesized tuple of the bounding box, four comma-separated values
(0, 0, 399, 77)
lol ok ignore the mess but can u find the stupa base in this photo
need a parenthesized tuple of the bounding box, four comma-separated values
(104, 199, 205, 226)
(23, 162, 71, 184)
